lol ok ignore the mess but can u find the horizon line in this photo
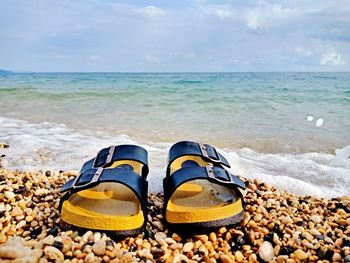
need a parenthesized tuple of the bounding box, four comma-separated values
(2, 70, 350, 74)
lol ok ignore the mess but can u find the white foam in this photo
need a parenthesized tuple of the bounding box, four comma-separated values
(1, 116, 349, 198)
(225, 147, 350, 198)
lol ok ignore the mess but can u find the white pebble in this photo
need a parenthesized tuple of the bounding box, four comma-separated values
(307, 115, 314, 121)
(258, 241, 274, 262)
(316, 118, 324, 127)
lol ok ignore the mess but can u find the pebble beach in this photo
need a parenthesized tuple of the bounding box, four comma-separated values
(0, 144, 349, 263)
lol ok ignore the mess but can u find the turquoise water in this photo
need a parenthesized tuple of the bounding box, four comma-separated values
(1, 72, 349, 152)
(0, 72, 349, 197)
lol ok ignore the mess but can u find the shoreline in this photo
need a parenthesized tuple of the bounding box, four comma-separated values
(0, 166, 349, 262)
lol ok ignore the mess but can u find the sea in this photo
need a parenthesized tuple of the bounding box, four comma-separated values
(0, 72, 349, 198)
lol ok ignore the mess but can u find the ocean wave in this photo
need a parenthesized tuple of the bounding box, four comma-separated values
(0, 116, 349, 198)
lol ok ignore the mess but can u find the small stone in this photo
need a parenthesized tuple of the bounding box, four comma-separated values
(82, 231, 92, 242)
(258, 241, 274, 262)
(25, 216, 33, 222)
(152, 220, 164, 230)
(194, 234, 208, 243)
(294, 249, 308, 261)
(173, 254, 188, 262)
(18, 200, 27, 210)
(183, 242, 193, 253)
(283, 215, 293, 224)
(11, 206, 23, 217)
(254, 214, 263, 222)
(53, 241, 63, 251)
(16, 220, 26, 229)
(220, 254, 234, 263)
(310, 228, 321, 236)
(154, 232, 167, 244)
(92, 240, 106, 256)
(209, 232, 217, 243)
(172, 233, 182, 242)
(332, 253, 342, 262)
(44, 246, 64, 262)
(277, 255, 289, 263)
(218, 227, 227, 234)
(242, 213, 251, 226)
(165, 237, 176, 245)
(310, 215, 321, 223)
(235, 251, 244, 262)
(151, 248, 165, 259)
(85, 252, 95, 263)
(4, 191, 15, 200)
(34, 189, 48, 196)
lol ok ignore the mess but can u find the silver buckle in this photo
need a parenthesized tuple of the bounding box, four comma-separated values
(72, 167, 104, 189)
(93, 145, 116, 167)
(206, 166, 233, 185)
(199, 143, 221, 163)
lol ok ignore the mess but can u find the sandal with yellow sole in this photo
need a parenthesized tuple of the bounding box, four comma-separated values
(59, 145, 149, 236)
(163, 141, 245, 231)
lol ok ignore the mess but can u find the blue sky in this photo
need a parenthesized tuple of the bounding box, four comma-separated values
(1, 0, 349, 72)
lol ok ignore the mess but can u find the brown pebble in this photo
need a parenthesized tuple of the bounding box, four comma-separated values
(294, 249, 308, 261)
(220, 254, 234, 263)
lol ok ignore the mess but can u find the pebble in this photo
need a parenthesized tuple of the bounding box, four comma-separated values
(183, 242, 193, 253)
(154, 232, 167, 244)
(11, 206, 23, 217)
(254, 214, 263, 221)
(44, 246, 64, 262)
(194, 234, 208, 243)
(85, 252, 95, 263)
(258, 241, 274, 262)
(310, 228, 321, 236)
(92, 240, 106, 256)
(310, 215, 321, 223)
(242, 213, 251, 226)
(220, 254, 234, 263)
(4, 191, 15, 200)
(235, 251, 244, 262)
(294, 249, 308, 261)
(34, 189, 48, 196)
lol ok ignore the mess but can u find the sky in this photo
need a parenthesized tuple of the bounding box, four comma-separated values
(0, 0, 350, 72)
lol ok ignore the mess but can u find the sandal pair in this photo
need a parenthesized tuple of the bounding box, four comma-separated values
(59, 141, 245, 235)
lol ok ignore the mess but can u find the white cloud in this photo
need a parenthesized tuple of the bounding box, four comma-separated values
(200, 2, 297, 31)
(136, 6, 166, 18)
(320, 51, 346, 65)
(243, 2, 297, 30)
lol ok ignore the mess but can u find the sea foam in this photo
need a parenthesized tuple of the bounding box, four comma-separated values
(0, 116, 349, 198)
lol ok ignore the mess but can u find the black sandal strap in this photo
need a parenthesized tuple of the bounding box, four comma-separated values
(163, 165, 245, 208)
(80, 145, 149, 178)
(59, 167, 148, 217)
(167, 141, 230, 175)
